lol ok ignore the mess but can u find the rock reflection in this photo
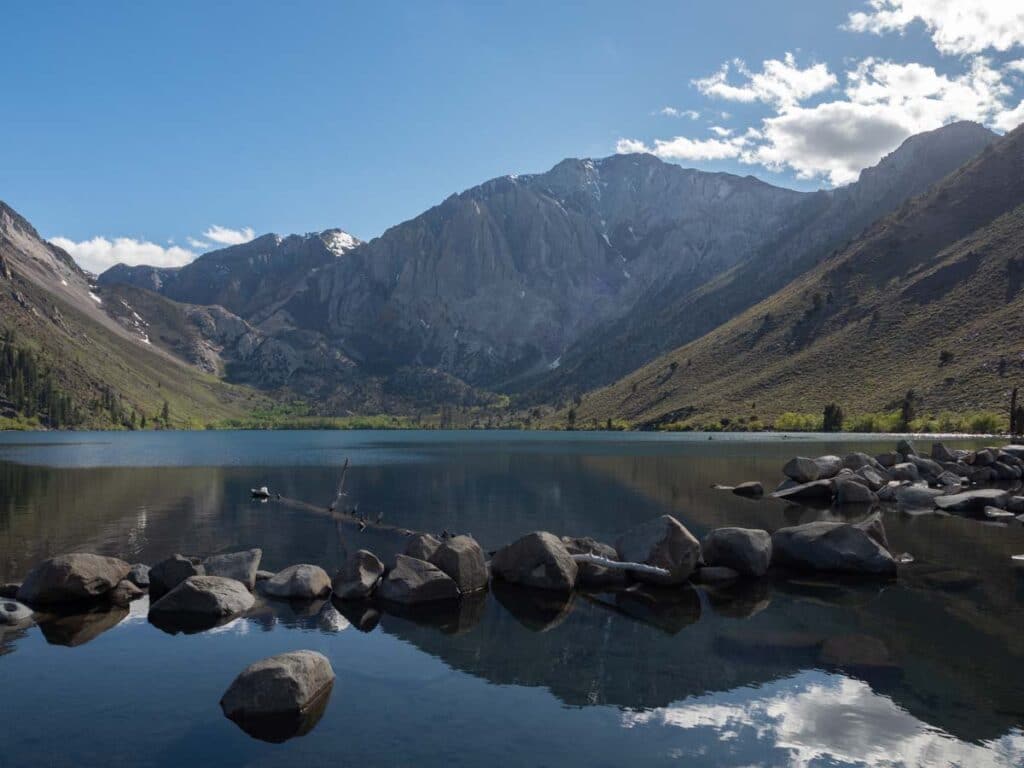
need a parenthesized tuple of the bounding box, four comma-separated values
(333, 599, 381, 633)
(147, 609, 239, 636)
(491, 582, 575, 632)
(703, 579, 772, 619)
(613, 584, 702, 635)
(224, 682, 334, 744)
(37, 605, 129, 646)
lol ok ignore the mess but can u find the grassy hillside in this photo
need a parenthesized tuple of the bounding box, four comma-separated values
(574, 126, 1024, 431)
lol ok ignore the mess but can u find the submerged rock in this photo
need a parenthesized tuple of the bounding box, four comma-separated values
(221, 651, 335, 743)
(615, 515, 701, 585)
(377, 555, 460, 604)
(18, 553, 131, 606)
(429, 535, 489, 593)
(701, 527, 772, 577)
(331, 550, 384, 601)
(149, 555, 204, 600)
(203, 549, 263, 591)
(731, 481, 764, 497)
(263, 565, 332, 600)
(771, 521, 897, 577)
(491, 531, 578, 591)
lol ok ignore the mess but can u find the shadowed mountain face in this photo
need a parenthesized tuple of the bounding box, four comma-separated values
(532, 121, 997, 400)
(580, 122, 1024, 426)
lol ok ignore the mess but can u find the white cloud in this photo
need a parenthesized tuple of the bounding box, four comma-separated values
(848, 0, 1024, 55)
(615, 138, 651, 154)
(657, 107, 701, 119)
(694, 53, 837, 108)
(203, 225, 255, 245)
(187, 237, 211, 250)
(708, 125, 733, 137)
(50, 236, 197, 275)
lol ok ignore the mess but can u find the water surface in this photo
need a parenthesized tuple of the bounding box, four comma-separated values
(2, 430, 1023, 767)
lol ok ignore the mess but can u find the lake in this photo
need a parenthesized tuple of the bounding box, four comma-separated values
(2, 430, 1023, 767)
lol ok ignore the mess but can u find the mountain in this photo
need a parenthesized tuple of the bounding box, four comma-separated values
(99, 228, 360, 321)
(530, 121, 998, 401)
(277, 155, 807, 389)
(574, 123, 1024, 429)
(0, 201, 260, 428)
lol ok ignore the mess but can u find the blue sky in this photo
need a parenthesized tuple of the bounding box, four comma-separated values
(2, 1, 1023, 273)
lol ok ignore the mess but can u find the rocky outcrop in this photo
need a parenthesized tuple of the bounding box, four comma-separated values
(202, 549, 263, 591)
(17, 553, 131, 605)
(263, 565, 332, 600)
(771, 521, 897, 577)
(491, 532, 578, 591)
(377, 555, 460, 604)
(331, 550, 384, 601)
(701, 528, 772, 577)
(221, 651, 335, 743)
(615, 515, 701, 585)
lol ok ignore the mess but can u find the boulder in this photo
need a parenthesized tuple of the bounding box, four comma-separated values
(771, 521, 897, 576)
(731, 481, 764, 498)
(18, 553, 131, 605)
(109, 579, 145, 607)
(770, 479, 834, 501)
(931, 442, 956, 462)
(149, 575, 255, 619)
(220, 651, 335, 743)
(875, 452, 901, 468)
(1000, 444, 1024, 459)
(896, 484, 943, 509)
(854, 513, 889, 550)
(969, 466, 996, 484)
(876, 482, 899, 502)
(203, 549, 263, 591)
(560, 536, 627, 587)
(263, 565, 332, 600)
(775, 478, 799, 493)
(934, 471, 965, 488)
(615, 515, 701, 585)
(842, 452, 884, 472)
(992, 461, 1021, 481)
(970, 449, 996, 466)
(693, 566, 739, 584)
(934, 488, 1010, 513)
(889, 463, 920, 483)
(331, 550, 384, 601)
(0, 599, 32, 625)
(255, 570, 274, 582)
(896, 439, 917, 458)
(149, 555, 204, 600)
(126, 564, 150, 589)
(491, 532, 578, 591)
(782, 457, 819, 483)
(1006, 496, 1024, 514)
(404, 533, 442, 562)
(813, 455, 843, 479)
(834, 477, 877, 505)
(854, 466, 888, 491)
(0, 583, 20, 599)
(908, 454, 944, 479)
(702, 527, 771, 577)
(377, 555, 460, 604)
(429, 535, 488, 593)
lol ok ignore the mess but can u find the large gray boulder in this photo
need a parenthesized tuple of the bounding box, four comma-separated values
(889, 462, 920, 482)
(731, 481, 764, 497)
(813, 455, 843, 479)
(934, 488, 1010, 513)
(771, 521, 897, 576)
(842, 452, 885, 472)
(109, 579, 146, 607)
(126, 564, 150, 589)
(875, 452, 902, 468)
(833, 477, 878, 505)
(18, 553, 131, 605)
(908, 454, 943, 479)
(377, 555, 460, 604)
(203, 549, 263, 591)
(0, 599, 33, 625)
(331, 550, 384, 601)
(896, 484, 944, 509)
(701, 527, 771, 577)
(560, 536, 627, 587)
(931, 442, 956, 462)
(854, 466, 888, 491)
(1000, 444, 1024, 459)
(896, 439, 917, 458)
(404, 533, 442, 562)
(149, 575, 255, 619)
(491, 532, 578, 591)
(149, 554, 204, 600)
(969, 449, 996, 466)
(615, 515, 701, 585)
(782, 457, 819, 483)
(221, 651, 335, 743)
(263, 565, 332, 600)
(429, 535, 489, 593)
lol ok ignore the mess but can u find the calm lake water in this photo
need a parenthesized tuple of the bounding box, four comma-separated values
(2, 430, 1024, 767)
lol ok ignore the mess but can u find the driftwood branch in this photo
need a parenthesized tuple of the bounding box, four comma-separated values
(570, 553, 670, 578)
(328, 458, 350, 512)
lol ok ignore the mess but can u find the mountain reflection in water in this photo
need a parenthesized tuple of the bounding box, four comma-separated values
(1, 430, 1023, 767)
